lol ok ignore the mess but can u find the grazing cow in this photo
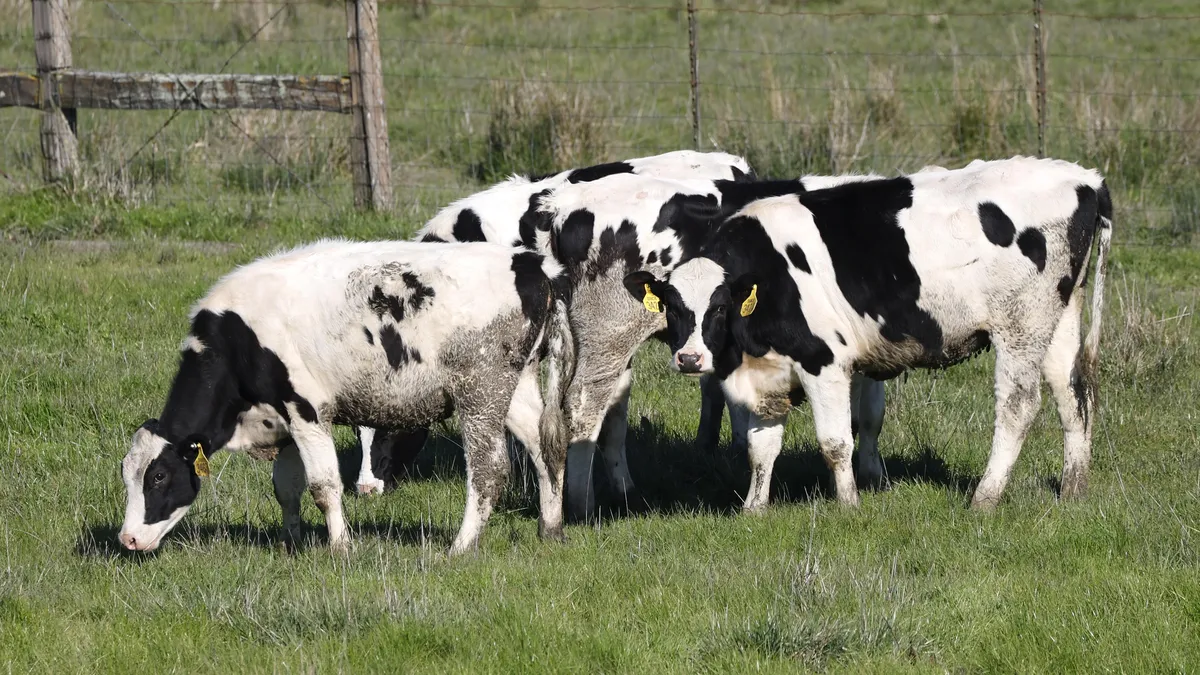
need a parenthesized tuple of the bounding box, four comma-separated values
(624, 157, 1112, 510)
(526, 171, 891, 517)
(119, 240, 575, 554)
(353, 150, 754, 498)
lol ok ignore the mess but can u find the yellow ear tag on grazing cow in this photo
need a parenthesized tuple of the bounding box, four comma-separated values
(642, 284, 663, 313)
(740, 284, 759, 317)
(192, 443, 210, 478)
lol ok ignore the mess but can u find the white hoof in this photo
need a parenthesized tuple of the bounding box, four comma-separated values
(356, 478, 385, 495)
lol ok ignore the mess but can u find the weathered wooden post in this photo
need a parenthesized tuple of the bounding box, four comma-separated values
(345, 0, 392, 211)
(32, 0, 79, 182)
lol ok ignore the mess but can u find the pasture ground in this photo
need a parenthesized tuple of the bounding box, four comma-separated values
(0, 206, 1198, 672)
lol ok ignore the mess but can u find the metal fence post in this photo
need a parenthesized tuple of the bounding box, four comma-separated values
(1033, 0, 1047, 158)
(32, 0, 79, 183)
(687, 0, 701, 150)
(346, 0, 393, 211)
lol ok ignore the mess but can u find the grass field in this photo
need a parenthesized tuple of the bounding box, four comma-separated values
(1, 211, 1198, 672)
(3, 0, 1200, 672)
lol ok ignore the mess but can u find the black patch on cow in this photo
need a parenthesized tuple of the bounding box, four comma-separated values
(731, 165, 756, 182)
(1057, 275, 1075, 305)
(836, 331, 846, 346)
(798, 177, 943, 356)
(555, 209, 595, 271)
(401, 272, 435, 312)
(714, 179, 805, 212)
(978, 202, 1016, 247)
(567, 161, 634, 184)
(1017, 228, 1047, 272)
(151, 309, 318, 490)
(378, 324, 421, 369)
(646, 250, 658, 265)
(518, 190, 552, 248)
(363, 327, 374, 345)
(452, 209, 486, 242)
(420, 233, 446, 243)
(696, 216, 834, 377)
(1069, 361, 1090, 427)
(368, 285, 405, 321)
(659, 247, 673, 267)
(140, 433, 203, 524)
(512, 251, 551, 323)
(650, 193, 723, 260)
(785, 243, 811, 273)
(1065, 185, 1099, 288)
(587, 220, 642, 281)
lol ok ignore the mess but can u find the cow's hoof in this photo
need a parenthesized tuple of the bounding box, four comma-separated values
(1059, 468, 1089, 500)
(969, 492, 1001, 511)
(356, 479, 385, 496)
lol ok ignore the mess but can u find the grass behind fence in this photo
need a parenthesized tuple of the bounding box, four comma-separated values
(2, 0, 1198, 243)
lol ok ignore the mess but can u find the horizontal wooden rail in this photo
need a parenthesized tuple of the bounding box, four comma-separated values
(0, 71, 352, 113)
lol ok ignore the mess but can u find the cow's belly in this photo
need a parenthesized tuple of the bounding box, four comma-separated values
(332, 365, 453, 429)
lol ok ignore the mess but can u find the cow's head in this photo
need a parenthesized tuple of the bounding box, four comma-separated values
(624, 258, 760, 375)
(118, 420, 208, 552)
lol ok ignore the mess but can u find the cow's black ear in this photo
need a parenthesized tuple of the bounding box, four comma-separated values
(729, 274, 765, 317)
(623, 270, 659, 301)
(139, 418, 161, 434)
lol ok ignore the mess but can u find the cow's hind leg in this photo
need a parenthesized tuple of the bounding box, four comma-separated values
(272, 441, 306, 548)
(451, 411, 510, 555)
(852, 375, 886, 489)
(971, 337, 1047, 510)
(505, 365, 566, 543)
(289, 411, 351, 552)
(801, 367, 859, 506)
(1042, 291, 1093, 499)
(564, 365, 632, 521)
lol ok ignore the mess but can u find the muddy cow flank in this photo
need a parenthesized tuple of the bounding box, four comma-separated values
(626, 156, 1112, 511)
(119, 239, 575, 555)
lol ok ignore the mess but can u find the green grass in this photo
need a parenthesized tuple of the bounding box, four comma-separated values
(1, 218, 1198, 672)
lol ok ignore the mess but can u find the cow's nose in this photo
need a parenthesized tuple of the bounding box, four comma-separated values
(119, 533, 139, 550)
(676, 352, 703, 373)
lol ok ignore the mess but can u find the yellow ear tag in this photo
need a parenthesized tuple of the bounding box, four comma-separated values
(192, 443, 210, 478)
(740, 284, 759, 317)
(642, 283, 663, 313)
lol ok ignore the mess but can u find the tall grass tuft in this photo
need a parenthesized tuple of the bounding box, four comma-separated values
(466, 81, 608, 183)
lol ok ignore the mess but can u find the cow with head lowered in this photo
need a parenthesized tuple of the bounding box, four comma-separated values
(625, 156, 1112, 510)
(352, 150, 759, 501)
(119, 240, 574, 554)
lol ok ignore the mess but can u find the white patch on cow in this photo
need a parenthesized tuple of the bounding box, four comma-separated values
(666, 257, 725, 373)
(180, 335, 205, 353)
(118, 427, 191, 552)
(226, 404, 289, 453)
(798, 173, 884, 190)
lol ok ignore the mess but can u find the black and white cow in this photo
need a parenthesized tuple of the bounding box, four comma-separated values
(119, 240, 575, 554)
(624, 156, 1112, 509)
(526, 171, 891, 516)
(352, 150, 755, 498)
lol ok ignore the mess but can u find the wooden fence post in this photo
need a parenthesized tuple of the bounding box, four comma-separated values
(32, 0, 79, 183)
(687, 0, 701, 151)
(1033, 0, 1047, 158)
(345, 0, 392, 211)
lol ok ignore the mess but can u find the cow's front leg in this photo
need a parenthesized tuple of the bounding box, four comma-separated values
(288, 409, 350, 553)
(801, 366, 859, 506)
(695, 373, 727, 453)
(742, 409, 787, 513)
(355, 426, 385, 495)
(271, 441, 306, 548)
(597, 369, 640, 511)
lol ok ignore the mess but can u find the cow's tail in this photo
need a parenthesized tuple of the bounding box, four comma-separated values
(1083, 181, 1113, 377)
(539, 289, 576, 477)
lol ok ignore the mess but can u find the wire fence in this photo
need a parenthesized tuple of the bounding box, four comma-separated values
(1, 0, 1197, 245)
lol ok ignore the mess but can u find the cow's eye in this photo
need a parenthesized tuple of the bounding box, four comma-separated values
(153, 472, 166, 484)
(714, 305, 725, 315)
